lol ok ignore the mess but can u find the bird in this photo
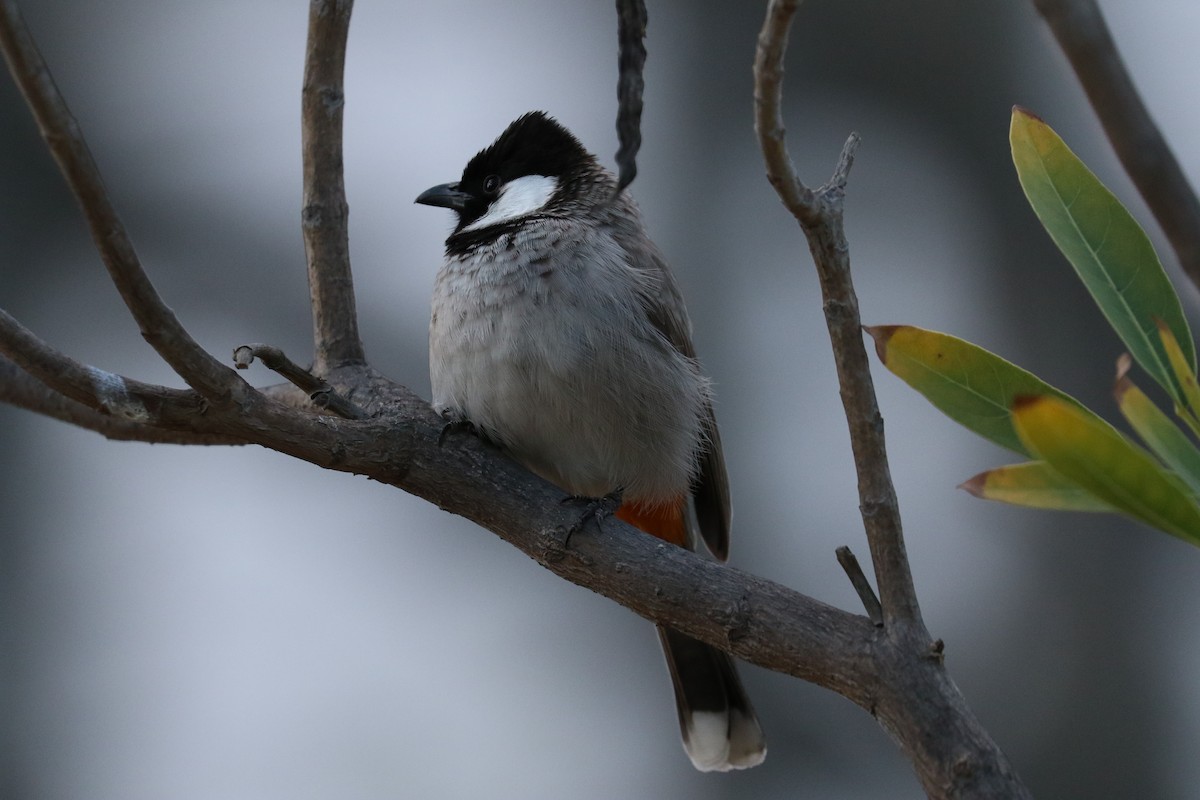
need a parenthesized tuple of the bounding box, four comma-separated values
(415, 111, 766, 772)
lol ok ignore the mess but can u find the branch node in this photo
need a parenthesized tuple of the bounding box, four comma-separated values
(826, 131, 862, 191)
(755, 0, 919, 627)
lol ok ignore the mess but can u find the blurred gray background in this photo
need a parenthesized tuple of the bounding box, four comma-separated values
(2, 1, 1198, 798)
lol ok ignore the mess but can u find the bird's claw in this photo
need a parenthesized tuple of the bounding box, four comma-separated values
(560, 487, 624, 547)
(437, 410, 478, 447)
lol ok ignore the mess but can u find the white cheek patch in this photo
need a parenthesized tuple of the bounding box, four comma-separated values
(462, 174, 558, 232)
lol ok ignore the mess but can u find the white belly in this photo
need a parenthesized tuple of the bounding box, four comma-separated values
(429, 224, 708, 504)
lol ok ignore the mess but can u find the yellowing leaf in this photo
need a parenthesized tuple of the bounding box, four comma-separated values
(1156, 319, 1200, 433)
(868, 325, 1087, 457)
(1012, 394, 1200, 545)
(1114, 358, 1200, 495)
(961, 461, 1114, 512)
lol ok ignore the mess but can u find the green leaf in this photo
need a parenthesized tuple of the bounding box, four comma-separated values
(961, 461, 1115, 512)
(1010, 107, 1195, 404)
(868, 325, 1090, 457)
(1013, 394, 1200, 545)
(1114, 356, 1200, 495)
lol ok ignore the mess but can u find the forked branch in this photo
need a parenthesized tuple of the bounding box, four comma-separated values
(754, 0, 917, 628)
(752, 1, 1030, 796)
(0, 0, 247, 406)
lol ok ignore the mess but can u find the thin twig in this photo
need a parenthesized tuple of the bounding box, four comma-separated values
(301, 0, 365, 371)
(835, 546, 882, 626)
(1033, 0, 1200, 288)
(0, 0, 246, 405)
(753, 0, 918, 627)
(234, 343, 366, 419)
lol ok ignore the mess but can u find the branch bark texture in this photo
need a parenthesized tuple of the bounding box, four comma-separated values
(301, 0, 364, 371)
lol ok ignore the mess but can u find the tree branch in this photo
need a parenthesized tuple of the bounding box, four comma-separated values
(753, 2, 1031, 796)
(234, 343, 366, 419)
(1033, 0, 1200, 288)
(0, 354, 239, 444)
(0, 0, 248, 406)
(0, 307, 235, 441)
(370, 397, 878, 689)
(754, 0, 916, 628)
(301, 0, 365, 371)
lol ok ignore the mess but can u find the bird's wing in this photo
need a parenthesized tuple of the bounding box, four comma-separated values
(620, 227, 732, 562)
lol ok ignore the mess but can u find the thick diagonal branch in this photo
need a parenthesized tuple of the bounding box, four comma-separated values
(1033, 0, 1200, 288)
(301, 0, 365, 371)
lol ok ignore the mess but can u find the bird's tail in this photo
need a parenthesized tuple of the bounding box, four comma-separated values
(658, 626, 766, 771)
(616, 498, 766, 771)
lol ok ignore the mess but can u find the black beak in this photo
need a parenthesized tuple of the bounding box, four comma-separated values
(415, 182, 473, 211)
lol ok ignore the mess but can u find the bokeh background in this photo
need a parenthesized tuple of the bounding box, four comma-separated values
(3, 1, 1198, 797)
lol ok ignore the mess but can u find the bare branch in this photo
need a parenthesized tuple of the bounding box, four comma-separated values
(0, 307, 235, 442)
(0, 0, 247, 405)
(0, 354, 239, 444)
(223, 370, 879, 688)
(234, 343, 366, 419)
(753, 0, 916, 627)
(753, 3, 1031, 796)
(1033, 0, 1200, 288)
(753, 0, 817, 223)
(301, 0, 365, 371)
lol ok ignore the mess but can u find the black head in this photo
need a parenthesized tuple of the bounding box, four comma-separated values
(415, 112, 600, 234)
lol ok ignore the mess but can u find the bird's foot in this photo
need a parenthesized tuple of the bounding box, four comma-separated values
(436, 409, 479, 447)
(560, 487, 625, 547)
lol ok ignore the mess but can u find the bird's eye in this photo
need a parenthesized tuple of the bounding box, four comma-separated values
(483, 175, 501, 194)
